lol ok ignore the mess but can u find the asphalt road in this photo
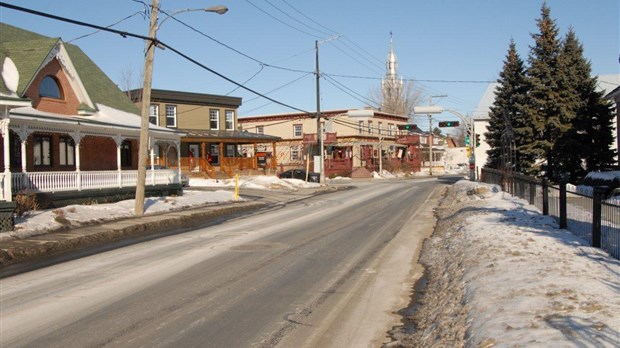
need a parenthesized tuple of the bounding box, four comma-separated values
(1, 178, 447, 347)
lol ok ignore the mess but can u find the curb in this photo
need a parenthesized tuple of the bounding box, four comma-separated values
(0, 201, 266, 269)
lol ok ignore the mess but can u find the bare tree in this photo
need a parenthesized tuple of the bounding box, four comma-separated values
(368, 80, 425, 116)
(119, 65, 143, 99)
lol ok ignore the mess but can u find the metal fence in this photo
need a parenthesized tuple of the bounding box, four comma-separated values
(481, 167, 620, 260)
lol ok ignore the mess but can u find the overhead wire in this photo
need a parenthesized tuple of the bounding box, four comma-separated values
(0, 2, 312, 114)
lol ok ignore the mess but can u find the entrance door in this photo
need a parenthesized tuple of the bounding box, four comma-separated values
(189, 144, 200, 171)
(209, 144, 220, 165)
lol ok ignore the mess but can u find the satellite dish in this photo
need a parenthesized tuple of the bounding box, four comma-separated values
(2, 57, 19, 94)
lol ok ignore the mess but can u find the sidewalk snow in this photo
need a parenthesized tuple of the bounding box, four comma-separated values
(2, 175, 319, 242)
(394, 180, 620, 347)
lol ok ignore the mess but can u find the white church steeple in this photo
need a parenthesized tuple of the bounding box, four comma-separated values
(381, 32, 404, 113)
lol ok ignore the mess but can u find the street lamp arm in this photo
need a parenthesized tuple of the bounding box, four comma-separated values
(157, 6, 228, 30)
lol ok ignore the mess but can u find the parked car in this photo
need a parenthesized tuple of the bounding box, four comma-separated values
(581, 170, 620, 198)
(152, 165, 189, 187)
(278, 169, 320, 183)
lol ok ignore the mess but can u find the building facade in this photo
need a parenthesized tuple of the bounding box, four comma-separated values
(239, 108, 426, 178)
(129, 89, 281, 178)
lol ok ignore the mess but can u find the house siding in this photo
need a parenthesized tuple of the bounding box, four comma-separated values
(24, 59, 82, 115)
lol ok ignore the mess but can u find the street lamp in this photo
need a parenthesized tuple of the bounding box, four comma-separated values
(134, 1, 228, 216)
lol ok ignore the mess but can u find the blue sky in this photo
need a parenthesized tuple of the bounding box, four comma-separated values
(1, 0, 618, 125)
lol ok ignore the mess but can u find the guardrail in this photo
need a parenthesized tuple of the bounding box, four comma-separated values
(481, 167, 620, 260)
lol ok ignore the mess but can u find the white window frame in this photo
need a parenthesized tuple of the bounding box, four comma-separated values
(149, 104, 159, 126)
(358, 121, 364, 134)
(59, 137, 75, 166)
(225, 110, 235, 130)
(210, 109, 220, 130)
(166, 105, 177, 128)
(291, 147, 300, 161)
(294, 124, 302, 137)
(256, 125, 264, 135)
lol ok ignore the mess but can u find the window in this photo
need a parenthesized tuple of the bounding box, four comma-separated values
(368, 121, 373, 134)
(166, 105, 177, 127)
(378, 122, 383, 135)
(388, 124, 394, 136)
(293, 124, 302, 137)
(358, 121, 364, 134)
(39, 76, 62, 99)
(291, 147, 300, 161)
(210, 109, 220, 130)
(33, 135, 52, 166)
(226, 144, 236, 157)
(120, 140, 132, 167)
(256, 126, 264, 135)
(59, 137, 75, 166)
(225, 110, 235, 130)
(149, 104, 159, 126)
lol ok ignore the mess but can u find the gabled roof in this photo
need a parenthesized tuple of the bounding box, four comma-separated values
(0, 22, 139, 114)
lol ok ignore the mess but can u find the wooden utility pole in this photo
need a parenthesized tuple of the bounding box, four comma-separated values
(135, 0, 158, 216)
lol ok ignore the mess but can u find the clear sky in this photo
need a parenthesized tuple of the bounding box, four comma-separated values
(1, 0, 618, 126)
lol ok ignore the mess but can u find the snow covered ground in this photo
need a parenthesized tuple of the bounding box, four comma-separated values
(2, 175, 321, 242)
(392, 180, 620, 347)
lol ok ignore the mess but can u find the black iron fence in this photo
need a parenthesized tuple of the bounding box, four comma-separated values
(481, 167, 620, 260)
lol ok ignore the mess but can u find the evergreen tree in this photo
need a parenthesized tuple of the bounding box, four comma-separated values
(558, 28, 617, 177)
(485, 40, 532, 172)
(523, 3, 574, 180)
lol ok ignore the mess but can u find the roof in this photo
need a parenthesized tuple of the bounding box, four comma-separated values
(0, 23, 139, 114)
(240, 108, 409, 122)
(129, 89, 242, 108)
(179, 129, 280, 143)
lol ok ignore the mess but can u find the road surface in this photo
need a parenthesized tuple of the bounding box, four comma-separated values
(1, 178, 447, 347)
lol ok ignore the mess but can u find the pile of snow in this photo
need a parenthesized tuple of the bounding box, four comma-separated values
(405, 180, 620, 347)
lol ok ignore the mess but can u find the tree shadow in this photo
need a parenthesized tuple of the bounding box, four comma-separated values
(544, 314, 620, 348)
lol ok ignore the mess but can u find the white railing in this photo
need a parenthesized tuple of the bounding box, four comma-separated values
(11, 169, 180, 194)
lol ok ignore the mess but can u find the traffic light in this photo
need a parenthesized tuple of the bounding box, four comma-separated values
(465, 135, 470, 146)
(397, 124, 416, 131)
(475, 134, 481, 147)
(438, 121, 460, 127)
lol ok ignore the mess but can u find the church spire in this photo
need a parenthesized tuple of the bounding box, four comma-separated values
(381, 31, 404, 113)
(386, 31, 398, 79)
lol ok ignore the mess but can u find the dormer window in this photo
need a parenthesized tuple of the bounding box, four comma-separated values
(39, 75, 63, 99)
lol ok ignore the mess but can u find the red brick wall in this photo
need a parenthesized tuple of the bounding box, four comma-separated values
(24, 59, 81, 115)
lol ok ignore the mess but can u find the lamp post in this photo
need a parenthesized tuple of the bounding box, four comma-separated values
(315, 40, 324, 184)
(134, 1, 228, 216)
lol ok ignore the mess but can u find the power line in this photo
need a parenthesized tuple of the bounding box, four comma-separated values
(244, 0, 322, 39)
(0, 2, 312, 114)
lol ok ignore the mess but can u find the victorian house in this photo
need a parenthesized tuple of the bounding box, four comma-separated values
(0, 23, 183, 212)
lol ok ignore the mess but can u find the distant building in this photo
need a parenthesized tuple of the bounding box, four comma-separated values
(239, 108, 429, 177)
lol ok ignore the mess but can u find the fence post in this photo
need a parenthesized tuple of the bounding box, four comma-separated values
(591, 186, 606, 248)
(542, 178, 549, 216)
(529, 179, 536, 204)
(559, 178, 567, 229)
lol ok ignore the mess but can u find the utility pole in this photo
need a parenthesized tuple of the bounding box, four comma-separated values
(315, 40, 324, 184)
(135, 0, 158, 216)
(428, 94, 447, 176)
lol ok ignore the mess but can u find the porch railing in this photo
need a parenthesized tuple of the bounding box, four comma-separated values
(10, 169, 181, 194)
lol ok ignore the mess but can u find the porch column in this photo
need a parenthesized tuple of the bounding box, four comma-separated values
(16, 124, 30, 189)
(1, 120, 11, 201)
(149, 140, 155, 186)
(271, 142, 277, 170)
(176, 140, 182, 181)
(219, 142, 224, 166)
(70, 130, 84, 191)
(253, 144, 258, 169)
(113, 135, 123, 188)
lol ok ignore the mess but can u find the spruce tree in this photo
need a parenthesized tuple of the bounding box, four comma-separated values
(485, 40, 532, 172)
(559, 28, 617, 177)
(523, 3, 574, 180)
